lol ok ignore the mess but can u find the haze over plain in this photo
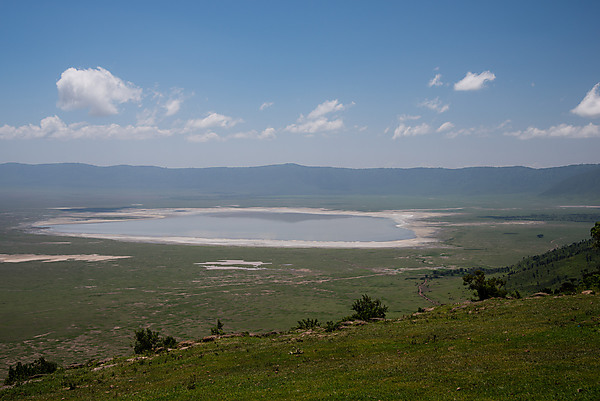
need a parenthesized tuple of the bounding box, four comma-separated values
(1, 1, 599, 168)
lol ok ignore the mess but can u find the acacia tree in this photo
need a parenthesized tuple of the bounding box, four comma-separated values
(462, 270, 507, 301)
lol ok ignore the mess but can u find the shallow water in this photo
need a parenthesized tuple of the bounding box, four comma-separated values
(49, 210, 415, 243)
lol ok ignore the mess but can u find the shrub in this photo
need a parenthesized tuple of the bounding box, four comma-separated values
(582, 271, 600, 291)
(296, 318, 320, 330)
(462, 270, 507, 301)
(351, 294, 388, 321)
(4, 357, 58, 385)
(133, 328, 177, 354)
(211, 319, 225, 335)
(133, 328, 160, 354)
(324, 320, 342, 332)
(160, 335, 177, 349)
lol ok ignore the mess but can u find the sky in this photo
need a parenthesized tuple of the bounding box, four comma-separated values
(1, 1, 600, 169)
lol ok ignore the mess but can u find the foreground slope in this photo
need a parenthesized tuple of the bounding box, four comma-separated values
(2, 294, 598, 400)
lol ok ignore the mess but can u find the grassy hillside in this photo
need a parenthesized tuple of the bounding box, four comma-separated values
(1, 294, 598, 400)
(504, 239, 600, 294)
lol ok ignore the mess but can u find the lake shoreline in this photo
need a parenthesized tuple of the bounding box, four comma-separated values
(34, 207, 443, 249)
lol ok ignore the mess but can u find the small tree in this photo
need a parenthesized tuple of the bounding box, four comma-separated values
(463, 270, 507, 301)
(211, 319, 225, 335)
(351, 294, 388, 321)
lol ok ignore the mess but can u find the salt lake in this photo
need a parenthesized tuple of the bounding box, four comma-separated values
(47, 209, 416, 244)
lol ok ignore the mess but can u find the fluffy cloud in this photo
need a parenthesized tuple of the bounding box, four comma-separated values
(306, 99, 347, 119)
(183, 112, 241, 132)
(259, 102, 274, 111)
(506, 123, 600, 140)
(232, 127, 276, 140)
(285, 99, 349, 134)
(419, 97, 449, 113)
(428, 73, 443, 87)
(164, 98, 182, 117)
(391, 121, 459, 139)
(454, 71, 496, 91)
(0, 116, 171, 140)
(392, 123, 432, 139)
(571, 83, 600, 118)
(56, 67, 142, 116)
(286, 117, 344, 134)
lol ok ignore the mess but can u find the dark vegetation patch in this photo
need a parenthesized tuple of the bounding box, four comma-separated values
(505, 239, 600, 294)
(4, 357, 57, 385)
(482, 213, 600, 223)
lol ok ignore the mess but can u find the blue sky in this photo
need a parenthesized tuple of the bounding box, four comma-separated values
(1, 1, 599, 168)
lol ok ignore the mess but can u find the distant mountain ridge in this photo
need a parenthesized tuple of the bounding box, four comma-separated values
(1, 162, 599, 197)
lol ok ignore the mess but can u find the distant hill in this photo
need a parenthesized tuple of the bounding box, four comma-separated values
(1, 163, 599, 198)
(542, 165, 600, 197)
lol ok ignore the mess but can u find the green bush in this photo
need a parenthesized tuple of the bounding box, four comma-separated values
(4, 357, 58, 385)
(133, 328, 177, 354)
(351, 294, 388, 321)
(160, 335, 177, 349)
(296, 318, 320, 330)
(210, 319, 225, 335)
(463, 270, 507, 301)
(324, 320, 342, 332)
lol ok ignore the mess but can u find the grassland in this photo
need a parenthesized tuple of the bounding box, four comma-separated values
(1, 196, 597, 375)
(1, 294, 598, 400)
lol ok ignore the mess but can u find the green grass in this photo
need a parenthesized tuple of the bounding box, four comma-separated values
(2, 294, 598, 400)
(505, 240, 600, 293)
(0, 201, 596, 376)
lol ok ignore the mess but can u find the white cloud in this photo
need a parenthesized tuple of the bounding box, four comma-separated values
(285, 99, 350, 134)
(571, 83, 600, 118)
(183, 112, 241, 132)
(187, 132, 221, 142)
(56, 67, 142, 116)
(257, 127, 276, 139)
(259, 102, 274, 111)
(307, 99, 347, 119)
(428, 73, 443, 87)
(454, 71, 496, 91)
(436, 122, 455, 133)
(0, 116, 172, 140)
(164, 98, 182, 116)
(505, 123, 600, 140)
(419, 97, 450, 113)
(286, 117, 344, 134)
(392, 123, 432, 139)
(231, 127, 277, 140)
(398, 114, 421, 122)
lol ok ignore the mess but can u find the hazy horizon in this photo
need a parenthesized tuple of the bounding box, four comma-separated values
(2, 161, 600, 170)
